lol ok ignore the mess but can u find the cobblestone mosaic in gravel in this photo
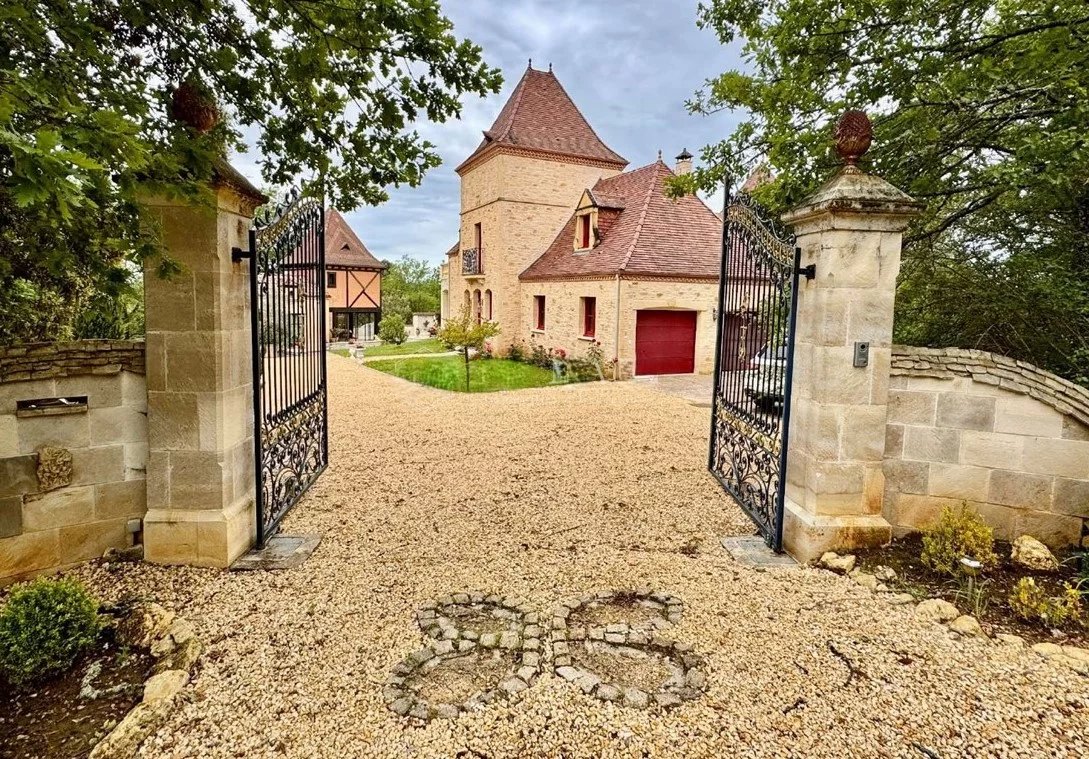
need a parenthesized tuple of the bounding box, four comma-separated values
(384, 593, 543, 720)
(387, 589, 703, 721)
(551, 590, 703, 709)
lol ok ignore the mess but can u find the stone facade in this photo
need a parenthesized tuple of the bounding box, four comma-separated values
(449, 150, 621, 350)
(883, 345, 1089, 547)
(518, 278, 717, 379)
(0, 341, 147, 584)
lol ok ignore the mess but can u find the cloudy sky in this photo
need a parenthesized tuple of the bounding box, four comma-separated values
(233, 1, 745, 267)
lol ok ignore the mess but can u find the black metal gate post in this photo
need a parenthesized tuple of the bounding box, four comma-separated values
(708, 192, 812, 551)
(248, 195, 329, 546)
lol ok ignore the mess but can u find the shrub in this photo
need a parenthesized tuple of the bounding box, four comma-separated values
(1009, 578, 1084, 627)
(0, 577, 102, 686)
(529, 343, 550, 368)
(920, 504, 997, 576)
(377, 312, 407, 345)
(506, 340, 525, 363)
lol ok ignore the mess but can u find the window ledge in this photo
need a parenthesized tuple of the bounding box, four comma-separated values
(577, 335, 596, 341)
(531, 329, 545, 335)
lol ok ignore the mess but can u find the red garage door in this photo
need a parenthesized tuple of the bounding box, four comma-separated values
(635, 310, 697, 375)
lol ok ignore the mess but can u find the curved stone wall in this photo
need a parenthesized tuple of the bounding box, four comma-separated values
(884, 345, 1089, 547)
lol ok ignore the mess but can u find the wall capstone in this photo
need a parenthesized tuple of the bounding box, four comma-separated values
(0, 340, 146, 383)
(891, 346, 1089, 428)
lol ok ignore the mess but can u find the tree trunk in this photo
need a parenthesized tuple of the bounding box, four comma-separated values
(463, 346, 470, 392)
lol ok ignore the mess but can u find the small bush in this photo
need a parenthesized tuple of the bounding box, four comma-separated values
(0, 577, 102, 686)
(920, 504, 997, 576)
(1009, 578, 1084, 627)
(377, 312, 407, 345)
(529, 343, 550, 368)
(506, 340, 525, 363)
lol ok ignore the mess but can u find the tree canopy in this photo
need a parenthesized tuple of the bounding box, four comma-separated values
(678, 0, 1089, 382)
(0, 0, 501, 343)
(380, 254, 441, 324)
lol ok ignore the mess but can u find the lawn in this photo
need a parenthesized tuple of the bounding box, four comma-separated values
(366, 355, 564, 392)
(364, 338, 449, 358)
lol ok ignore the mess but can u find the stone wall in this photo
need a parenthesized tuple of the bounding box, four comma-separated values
(883, 345, 1089, 547)
(452, 151, 621, 349)
(516, 277, 718, 379)
(0, 340, 147, 584)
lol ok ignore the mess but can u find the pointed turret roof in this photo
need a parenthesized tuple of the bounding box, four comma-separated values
(456, 66, 627, 174)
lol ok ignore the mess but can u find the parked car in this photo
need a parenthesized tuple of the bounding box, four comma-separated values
(743, 344, 787, 412)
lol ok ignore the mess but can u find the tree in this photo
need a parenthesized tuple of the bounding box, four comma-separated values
(377, 312, 407, 346)
(381, 255, 442, 320)
(676, 0, 1089, 382)
(436, 306, 499, 391)
(1, 0, 502, 344)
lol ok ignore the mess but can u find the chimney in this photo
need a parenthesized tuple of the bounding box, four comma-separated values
(675, 148, 693, 175)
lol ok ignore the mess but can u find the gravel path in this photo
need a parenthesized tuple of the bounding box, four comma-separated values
(78, 355, 1088, 758)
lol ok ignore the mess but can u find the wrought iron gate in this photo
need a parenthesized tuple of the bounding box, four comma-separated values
(708, 190, 811, 551)
(245, 194, 329, 546)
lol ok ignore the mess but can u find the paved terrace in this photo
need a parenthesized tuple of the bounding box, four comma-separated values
(78, 355, 1087, 758)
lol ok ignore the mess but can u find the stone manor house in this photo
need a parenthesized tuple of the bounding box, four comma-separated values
(441, 65, 723, 378)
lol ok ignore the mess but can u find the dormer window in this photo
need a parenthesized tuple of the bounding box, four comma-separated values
(577, 214, 592, 249)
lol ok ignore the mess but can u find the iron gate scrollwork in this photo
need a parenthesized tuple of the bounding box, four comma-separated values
(247, 193, 329, 546)
(708, 190, 809, 551)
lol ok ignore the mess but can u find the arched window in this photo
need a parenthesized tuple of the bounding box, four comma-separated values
(485, 290, 493, 321)
(463, 289, 470, 316)
(473, 289, 482, 324)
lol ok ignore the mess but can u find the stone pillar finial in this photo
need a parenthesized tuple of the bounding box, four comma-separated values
(834, 110, 873, 171)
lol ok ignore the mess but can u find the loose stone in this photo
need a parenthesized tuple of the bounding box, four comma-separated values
(596, 684, 621, 701)
(915, 599, 959, 623)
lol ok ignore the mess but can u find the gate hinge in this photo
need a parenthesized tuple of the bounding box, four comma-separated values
(797, 263, 816, 280)
(231, 246, 253, 263)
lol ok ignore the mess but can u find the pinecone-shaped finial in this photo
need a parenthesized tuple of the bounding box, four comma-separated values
(834, 110, 872, 169)
(170, 78, 220, 134)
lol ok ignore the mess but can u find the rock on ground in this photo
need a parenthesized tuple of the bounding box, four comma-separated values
(818, 552, 856, 574)
(73, 358, 1089, 759)
(948, 615, 985, 638)
(915, 598, 960, 624)
(1010, 535, 1059, 572)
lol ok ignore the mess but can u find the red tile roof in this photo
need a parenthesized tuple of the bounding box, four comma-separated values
(456, 67, 627, 173)
(520, 161, 723, 281)
(325, 209, 386, 270)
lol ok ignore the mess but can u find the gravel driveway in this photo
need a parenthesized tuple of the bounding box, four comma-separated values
(79, 355, 1088, 758)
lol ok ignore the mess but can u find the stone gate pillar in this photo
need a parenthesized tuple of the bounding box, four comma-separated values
(779, 116, 922, 561)
(141, 162, 267, 567)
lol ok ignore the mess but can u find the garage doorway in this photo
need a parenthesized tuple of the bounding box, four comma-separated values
(635, 310, 697, 375)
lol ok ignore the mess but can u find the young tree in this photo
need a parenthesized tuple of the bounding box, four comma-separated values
(1, 0, 502, 343)
(377, 312, 407, 346)
(436, 307, 499, 392)
(675, 1, 1089, 381)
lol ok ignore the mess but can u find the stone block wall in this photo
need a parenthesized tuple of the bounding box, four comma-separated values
(883, 345, 1089, 547)
(516, 277, 718, 379)
(0, 340, 147, 584)
(451, 151, 621, 349)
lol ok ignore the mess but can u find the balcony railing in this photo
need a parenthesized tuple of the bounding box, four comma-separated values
(462, 247, 482, 276)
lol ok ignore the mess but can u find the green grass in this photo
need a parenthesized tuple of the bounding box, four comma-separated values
(363, 338, 449, 358)
(366, 355, 566, 392)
